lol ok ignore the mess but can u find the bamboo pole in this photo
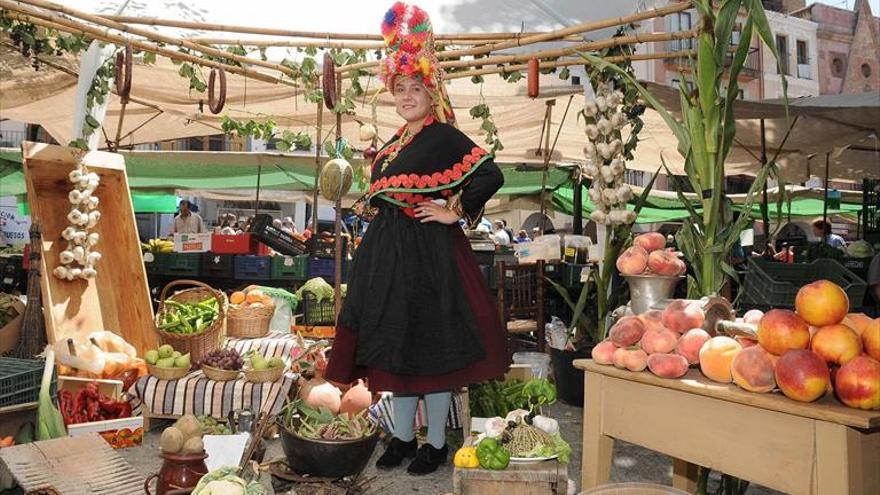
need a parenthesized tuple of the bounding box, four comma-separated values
(100, 14, 586, 42)
(183, 37, 582, 49)
(0, 5, 294, 86)
(438, 30, 697, 70)
(444, 49, 698, 80)
(12, 0, 298, 78)
(337, 1, 693, 72)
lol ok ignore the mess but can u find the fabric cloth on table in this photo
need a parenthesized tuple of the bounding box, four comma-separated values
(129, 332, 303, 420)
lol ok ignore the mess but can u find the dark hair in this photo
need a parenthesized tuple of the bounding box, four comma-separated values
(811, 219, 831, 234)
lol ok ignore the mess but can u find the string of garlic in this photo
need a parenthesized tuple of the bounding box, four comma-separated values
(54, 153, 101, 281)
(582, 82, 636, 226)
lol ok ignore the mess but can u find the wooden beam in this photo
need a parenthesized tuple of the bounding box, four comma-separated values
(99, 14, 585, 42)
(0, 5, 295, 87)
(12, 0, 297, 78)
(337, 1, 694, 72)
(183, 37, 585, 49)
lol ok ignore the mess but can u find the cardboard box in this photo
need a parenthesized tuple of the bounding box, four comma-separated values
(0, 298, 25, 355)
(57, 376, 142, 449)
(173, 233, 212, 253)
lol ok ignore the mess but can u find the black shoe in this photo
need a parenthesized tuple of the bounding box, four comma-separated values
(406, 443, 448, 476)
(375, 437, 418, 470)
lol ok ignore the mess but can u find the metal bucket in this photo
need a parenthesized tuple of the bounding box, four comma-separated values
(624, 274, 683, 315)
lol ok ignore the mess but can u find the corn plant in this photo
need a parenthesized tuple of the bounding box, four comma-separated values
(584, 0, 787, 300)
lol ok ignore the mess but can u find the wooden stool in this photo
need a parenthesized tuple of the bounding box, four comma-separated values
(453, 460, 568, 495)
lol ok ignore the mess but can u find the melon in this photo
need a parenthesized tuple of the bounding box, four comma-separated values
(319, 158, 353, 201)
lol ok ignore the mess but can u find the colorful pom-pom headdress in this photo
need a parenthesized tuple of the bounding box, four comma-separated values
(380, 2, 455, 124)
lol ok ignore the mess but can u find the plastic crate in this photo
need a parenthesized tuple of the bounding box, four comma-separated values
(741, 258, 867, 309)
(563, 262, 589, 287)
(249, 214, 307, 256)
(211, 233, 259, 255)
(0, 357, 55, 407)
(143, 252, 165, 275)
(201, 253, 234, 278)
(271, 255, 309, 280)
(1, 255, 24, 291)
(160, 253, 201, 277)
(308, 257, 348, 283)
(234, 255, 272, 280)
(301, 292, 343, 325)
(308, 237, 349, 259)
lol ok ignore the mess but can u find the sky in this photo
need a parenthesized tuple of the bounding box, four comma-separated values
(809, 0, 879, 11)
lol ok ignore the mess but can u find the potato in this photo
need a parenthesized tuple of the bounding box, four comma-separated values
(181, 436, 204, 455)
(160, 426, 184, 454)
(174, 414, 202, 441)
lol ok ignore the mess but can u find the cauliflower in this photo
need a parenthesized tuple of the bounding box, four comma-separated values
(295, 277, 335, 303)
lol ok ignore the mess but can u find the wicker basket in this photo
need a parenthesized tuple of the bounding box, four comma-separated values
(147, 364, 190, 381)
(154, 280, 227, 363)
(201, 364, 240, 382)
(227, 303, 275, 339)
(244, 365, 285, 383)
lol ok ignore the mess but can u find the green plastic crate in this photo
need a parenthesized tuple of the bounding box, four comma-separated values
(271, 255, 309, 280)
(0, 357, 55, 407)
(158, 252, 200, 277)
(741, 258, 867, 309)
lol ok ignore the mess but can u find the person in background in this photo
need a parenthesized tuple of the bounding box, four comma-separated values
(169, 200, 205, 234)
(811, 219, 846, 250)
(501, 219, 515, 244)
(302, 221, 313, 240)
(531, 226, 540, 239)
(281, 217, 297, 234)
(868, 252, 880, 316)
(514, 229, 530, 243)
(773, 242, 795, 263)
(491, 220, 510, 246)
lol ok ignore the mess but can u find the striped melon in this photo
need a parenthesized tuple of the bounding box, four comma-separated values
(319, 158, 353, 201)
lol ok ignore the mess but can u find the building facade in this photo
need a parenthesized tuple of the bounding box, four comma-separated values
(792, 0, 880, 95)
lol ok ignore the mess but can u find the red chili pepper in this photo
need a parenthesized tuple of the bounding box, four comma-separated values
(86, 399, 101, 421)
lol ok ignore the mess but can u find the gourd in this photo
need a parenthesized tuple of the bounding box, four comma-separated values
(298, 377, 342, 414)
(339, 379, 372, 416)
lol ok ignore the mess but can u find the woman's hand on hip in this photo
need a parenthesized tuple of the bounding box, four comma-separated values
(414, 201, 460, 225)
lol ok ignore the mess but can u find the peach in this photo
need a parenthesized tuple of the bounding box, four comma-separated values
(698, 336, 742, 383)
(623, 348, 649, 372)
(612, 347, 628, 369)
(795, 279, 849, 327)
(861, 318, 880, 361)
(675, 328, 711, 365)
(742, 309, 764, 325)
(638, 310, 667, 333)
(633, 232, 666, 253)
(735, 336, 758, 348)
(647, 353, 689, 379)
(841, 313, 874, 336)
(662, 300, 705, 333)
(616, 246, 648, 275)
(591, 340, 618, 365)
(647, 249, 683, 276)
(775, 349, 831, 403)
(757, 309, 810, 356)
(731, 346, 777, 393)
(609, 317, 646, 347)
(811, 324, 862, 366)
(834, 356, 880, 410)
(640, 328, 679, 355)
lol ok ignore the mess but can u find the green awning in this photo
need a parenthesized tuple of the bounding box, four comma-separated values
(552, 183, 700, 224)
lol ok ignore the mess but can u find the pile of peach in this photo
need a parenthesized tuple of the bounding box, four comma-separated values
(592, 280, 880, 411)
(616, 232, 685, 277)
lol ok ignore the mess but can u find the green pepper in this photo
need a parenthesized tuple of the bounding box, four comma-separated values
(476, 438, 510, 470)
(522, 378, 557, 405)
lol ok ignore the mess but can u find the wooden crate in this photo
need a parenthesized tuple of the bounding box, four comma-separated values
(454, 461, 568, 495)
(22, 142, 156, 354)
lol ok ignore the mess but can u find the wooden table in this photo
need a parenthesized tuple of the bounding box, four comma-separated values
(573, 359, 880, 495)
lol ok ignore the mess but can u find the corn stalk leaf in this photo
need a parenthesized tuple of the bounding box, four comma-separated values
(714, 0, 743, 66)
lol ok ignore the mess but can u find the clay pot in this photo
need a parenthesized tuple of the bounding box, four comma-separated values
(144, 451, 209, 495)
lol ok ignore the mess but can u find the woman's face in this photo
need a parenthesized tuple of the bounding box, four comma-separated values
(393, 77, 432, 124)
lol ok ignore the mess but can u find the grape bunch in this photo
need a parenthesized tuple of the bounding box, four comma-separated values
(200, 349, 243, 371)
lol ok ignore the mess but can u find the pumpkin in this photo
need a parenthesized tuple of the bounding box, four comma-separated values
(339, 379, 372, 417)
(319, 158, 353, 201)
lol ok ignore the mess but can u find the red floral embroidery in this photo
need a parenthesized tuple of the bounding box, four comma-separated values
(369, 146, 488, 196)
(461, 162, 472, 173)
(412, 194, 424, 203)
(451, 169, 462, 181)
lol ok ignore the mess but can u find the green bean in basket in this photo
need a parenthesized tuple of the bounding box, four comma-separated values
(160, 298, 219, 334)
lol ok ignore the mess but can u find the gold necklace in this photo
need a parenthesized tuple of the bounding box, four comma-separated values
(381, 128, 415, 171)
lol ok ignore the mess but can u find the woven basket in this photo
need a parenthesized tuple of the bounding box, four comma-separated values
(227, 303, 275, 339)
(244, 365, 284, 383)
(154, 280, 227, 363)
(202, 364, 240, 382)
(147, 364, 190, 381)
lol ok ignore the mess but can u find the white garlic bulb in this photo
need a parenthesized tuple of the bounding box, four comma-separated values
(584, 163, 599, 178)
(68, 209, 84, 225)
(86, 251, 102, 265)
(590, 210, 608, 224)
(69, 268, 83, 280)
(588, 187, 602, 204)
(624, 210, 637, 223)
(69, 170, 83, 183)
(585, 124, 599, 140)
(59, 250, 75, 264)
(610, 158, 625, 176)
(616, 185, 634, 203)
(87, 196, 99, 210)
(87, 233, 100, 246)
(87, 211, 101, 228)
(583, 142, 597, 159)
(53, 266, 69, 279)
(69, 190, 83, 204)
(584, 100, 598, 117)
(597, 118, 612, 136)
(72, 246, 85, 263)
(608, 209, 630, 225)
(600, 166, 615, 183)
(595, 96, 607, 112)
(62, 227, 77, 241)
(598, 143, 613, 160)
(602, 187, 618, 204)
(81, 267, 97, 279)
(610, 139, 623, 155)
(359, 124, 377, 142)
(73, 230, 87, 243)
(611, 112, 627, 129)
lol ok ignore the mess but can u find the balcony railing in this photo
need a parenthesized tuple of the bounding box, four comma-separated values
(667, 44, 762, 79)
(0, 129, 26, 149)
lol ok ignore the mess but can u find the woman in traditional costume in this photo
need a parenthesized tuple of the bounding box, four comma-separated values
(325, 1, 510, 475)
